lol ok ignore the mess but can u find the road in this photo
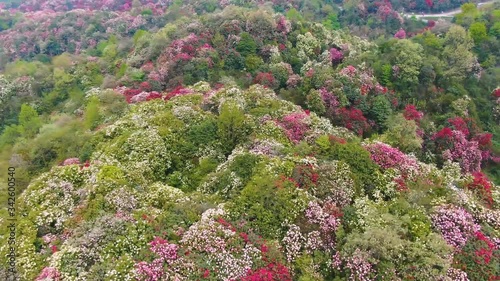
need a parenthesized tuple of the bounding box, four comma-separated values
(402, 0, 498, 19)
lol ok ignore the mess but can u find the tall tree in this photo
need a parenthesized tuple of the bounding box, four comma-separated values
(391, 39, 424, 90)
(18, 104, 41, 138)
(442, 25, 477, 82)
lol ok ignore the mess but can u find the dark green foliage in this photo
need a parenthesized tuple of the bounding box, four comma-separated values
(323, 141, 379, 193)
(18, 104, 41, 138)
(368, 95, 392, 131)
(84, 96, 101, 130)
(228, 174, 308, 239)
(236, 32, 257, 57)
(217, 102, 248, 154)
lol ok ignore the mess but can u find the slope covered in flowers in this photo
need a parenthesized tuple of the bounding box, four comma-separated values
(1, 83, 498, 281)
(0, 1, 499, 280)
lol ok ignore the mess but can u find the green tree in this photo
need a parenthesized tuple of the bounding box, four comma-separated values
(18, 104, 41, 138)
(84, 96, 101, 130)
(0, 125, 20, 148)
(369, 95, 392, 130)
(469, 22, 487, 44)
(380, 113, 423, 153)
(380, 64, 392, 86)
(490, 22, 500, 38)
(244, 55, 263, 73)
(442, 25, 476, 81)
(51, 53, 72, 69)
(455, 3, 480, 28)
(217, 102, 247, 154)
(391, 39, 424, 89)
(236, 32, 257, 57)
(285, 8, 304, 22)
(323, 13, 341, 30)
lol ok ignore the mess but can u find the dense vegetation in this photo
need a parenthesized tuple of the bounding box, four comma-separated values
(0, 0, 499, 280)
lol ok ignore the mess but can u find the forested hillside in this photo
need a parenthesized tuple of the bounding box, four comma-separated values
(0, 0, 499, 280)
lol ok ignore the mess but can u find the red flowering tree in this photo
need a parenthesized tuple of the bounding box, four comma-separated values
(453, 231, 500, 281)
(467, 172, 494, 208)
(403, 104, 423, 123)
(448, 117, 470, 137)
(291, 164, 319, 190)
(336, 108, 371, 136)
(241, 263, 292, 281)
(493, 88, 500, 98)
(254, 72, 278, 89)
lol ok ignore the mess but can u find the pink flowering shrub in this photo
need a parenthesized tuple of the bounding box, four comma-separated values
(277, 112, 311, 143)
(394, 28, 406, 39)
(135, 237, 180, 281)
(241, 263, 292, 281)
(36, 267, 62, 281)
(345, 249, 375, 281)
(363, 142, 419, 179)
(114, 86, 162, 104)
(282, 200, 342, 265)
(446, 130, 482, 173)
(286, 74, 302, 88)
(320, 88, 340, 118)
(305, 201, 341, 235)
(445, 268, 469, 281)
(282, 224, 304, 263)
(473, 133, 494, 161)
(431, 205, 481, 249)
(135, 208, 286, 281)
(62, 158, 80, 166)
(330, 48, 344, 64)
(163, 86, 193, 101)
(339, 65, 358, 78)
(276, 15, 291, 34)
(304, 200, 341, 249)
(448, 117, 470, 137)
(433, 129, 482, 173)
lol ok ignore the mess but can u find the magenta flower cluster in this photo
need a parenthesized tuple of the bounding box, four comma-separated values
(135, 237, 180, 280)
(305, 201, 341, 234)
(441, 130, 482, 173)
(36, 267, 61, 281)
(278, 112, 310, 143)
(364, 142, 419, 178)
(431, 205, 480, 249)
(345, 249, 375, 281)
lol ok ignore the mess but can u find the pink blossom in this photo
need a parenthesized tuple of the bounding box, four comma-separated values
(345, 249, 375, 281)
(364, 142, 419, 178)
(431, 205, 480, 249)
(330, 48, 344, 64)
(62, 158, 80, 166)
(277, 112, 310, 143)
(150, 237, 179, 261)
(340, 65, 357, 77)
(394, 29, 406, 39)
(36, 267, 61, 281)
